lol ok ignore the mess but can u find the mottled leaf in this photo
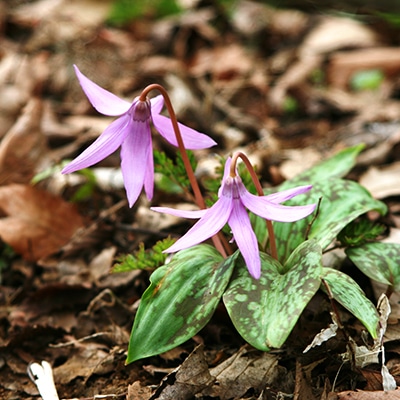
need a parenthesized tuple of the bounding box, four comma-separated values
(223, 240, 322, 350)
(273, 178, 386, 264)
(321, 268, 379, 339)
(346, 243, 400, 291)
(126, 245, 237, 363)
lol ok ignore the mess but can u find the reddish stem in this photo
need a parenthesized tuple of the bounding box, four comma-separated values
(140, 84, 228, 257)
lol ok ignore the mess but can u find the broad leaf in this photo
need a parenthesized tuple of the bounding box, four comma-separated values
(126, 245, 237, 363)
(321, 268, 379, 339)
(223, 240, 322, 350)
(346, 243, 400, 291)
(273, 178, 387, 263)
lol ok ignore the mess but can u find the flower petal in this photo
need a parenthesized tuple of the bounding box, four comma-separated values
(241, 190, 316, 222)
(163, 196, 233, 253)
(153, 114, 217, 149)
(120, 118, 152, 207)
(150, 97, 217, 150)
(264, 185, 313, 204)
(62, 115, 129, 174)
(228, 199, 261, 279)
(143, 142, 154, 200)
(218, 158, 235, 197)
(151, 207, 207, 219)
(150, 95, 164, 114)
(74, 65, 132, 116)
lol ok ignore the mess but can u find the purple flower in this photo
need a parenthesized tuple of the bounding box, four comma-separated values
(62, 65, 216, 207)
(152, 158, 316, 279)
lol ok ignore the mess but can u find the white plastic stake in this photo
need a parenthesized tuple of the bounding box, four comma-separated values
(28, 361, 60, 400)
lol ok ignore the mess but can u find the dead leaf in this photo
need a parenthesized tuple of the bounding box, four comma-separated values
(328, 47, 400, 90)
(152, 344, 215, 400)
(0, 98, 47, 184)
(280, 148, 323, 179)
(300, 16, 380, 58)
(10, 0, 113, 51)
(127, 381, 153, 400)
(383, 365, 397, 392)
(53, 341, 114, 384)
(294, 360, 318, 400)
(359, 162, 400, 199)
(361, 369, 385, 392)
(0, 184, 84, 261)
(269, 15, 380, 110)
(204, 346, 279, 399)
(331, 388, 400, 399)
(304, 313, 339, 353)
(189, 44, 254, 81)
(88, 246, 116, 283)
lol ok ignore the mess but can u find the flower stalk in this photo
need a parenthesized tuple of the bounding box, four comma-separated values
(140, 84, 228, 257)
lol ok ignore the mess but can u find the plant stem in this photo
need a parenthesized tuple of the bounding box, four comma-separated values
(230, 152, 278, 260)
(140, 85, 228, 257)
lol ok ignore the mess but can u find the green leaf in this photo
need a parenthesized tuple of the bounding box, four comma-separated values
(321, 268, 379, 339)
(112, 237, 176, 273)
(273, 178, 387, 264)
(346, 243, 400, 291)
(337, 218, 386, 247)
(351, 69, 384, 91)
(126, 245, 237, 363)
(108, 0, 182, 26)
(223, 240, 323, 350)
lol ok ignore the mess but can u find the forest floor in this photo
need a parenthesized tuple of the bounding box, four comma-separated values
(2, 1, 400, 399)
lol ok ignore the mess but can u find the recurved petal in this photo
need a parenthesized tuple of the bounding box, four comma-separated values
(62, 115, 129, 174)
(163, 196, 233, 253)
(264, 185, 313, 204)
(74, 65, 132, 116)
(150, 95, 164, 114)
(228, 199, 261, 279)
(120, 118, 152, 207)
(241, 191, 316, 222)
(152, 114, 217, 150)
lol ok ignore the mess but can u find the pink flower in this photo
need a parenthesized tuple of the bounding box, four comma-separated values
(62, 65, 216, 207)
(152, 158, 316, 279)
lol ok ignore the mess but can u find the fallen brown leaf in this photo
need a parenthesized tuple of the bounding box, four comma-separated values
(0, 98, 47, 184)
(0, 184, 83, 261)
(127, 381, 153, 400)
(152, 344, 215, 399)
(359, 162, 400, 199)
(204, 346, 279, 399)
(328, 47, 400, 90)
(330, 388, 400, 399)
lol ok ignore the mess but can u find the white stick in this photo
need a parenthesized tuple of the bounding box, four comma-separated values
(28, 361, 60, 400)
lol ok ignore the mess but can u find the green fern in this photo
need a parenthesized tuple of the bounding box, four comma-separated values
(154, 150, 196, 194)
(112, 237, 176, 273)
